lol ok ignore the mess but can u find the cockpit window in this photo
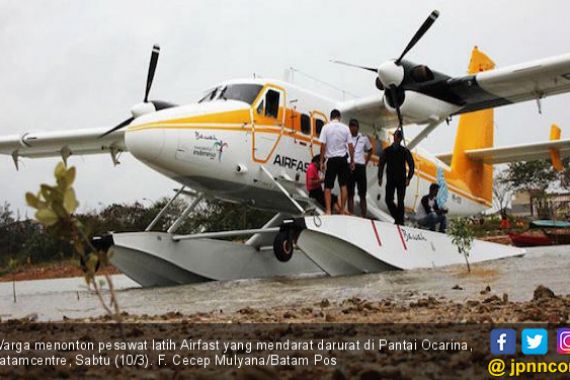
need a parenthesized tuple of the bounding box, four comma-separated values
(221, 84, 263, 104)
(199, 84, 262, 105)
(198, 87, 219, 103)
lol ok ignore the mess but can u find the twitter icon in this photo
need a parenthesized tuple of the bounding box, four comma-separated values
(522, 328, 548, 355)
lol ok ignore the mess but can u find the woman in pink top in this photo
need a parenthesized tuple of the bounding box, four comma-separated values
(306, 154, 340, 212)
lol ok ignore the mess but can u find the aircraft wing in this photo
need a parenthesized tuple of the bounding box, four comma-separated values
(437, 139, 570, 165)
(336, 94, 399, 130)
(441, 53, 570, 115)
(336, 53, 570, 132)
(0, 128, 126, 167)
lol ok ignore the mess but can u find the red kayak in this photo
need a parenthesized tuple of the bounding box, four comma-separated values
(508, 232, 552, 247)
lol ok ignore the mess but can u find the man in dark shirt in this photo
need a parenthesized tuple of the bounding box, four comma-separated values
(377, 130, 415, 225)
(416, 183, 448, 232)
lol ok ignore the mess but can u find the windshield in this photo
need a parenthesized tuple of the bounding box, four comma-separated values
(198, 87, 219, 103)
(199, 84, 262, 105)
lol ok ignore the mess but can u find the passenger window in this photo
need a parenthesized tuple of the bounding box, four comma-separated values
(265, 90, 280, 118)
(315, 119, 325, 136)
(300, 114, 310, 134)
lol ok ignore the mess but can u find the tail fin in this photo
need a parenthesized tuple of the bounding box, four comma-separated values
(450, 47, 496, 206)
(549, 124, 563, 171)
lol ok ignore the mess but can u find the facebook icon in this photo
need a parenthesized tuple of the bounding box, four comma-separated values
(491, 329, 516, 355)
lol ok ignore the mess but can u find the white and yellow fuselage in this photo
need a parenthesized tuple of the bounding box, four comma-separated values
(125, 78, 491, 217)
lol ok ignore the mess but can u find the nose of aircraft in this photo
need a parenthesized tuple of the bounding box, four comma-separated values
(124, 124, 165, 163)
(124, 99, 251, 168)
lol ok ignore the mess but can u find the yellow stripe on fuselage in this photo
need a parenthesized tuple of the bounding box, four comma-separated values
(127, 111, 490, 207)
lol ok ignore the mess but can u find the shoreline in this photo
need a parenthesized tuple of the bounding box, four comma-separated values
(24, 285, 564, 324)
(0, 261, 120, 283)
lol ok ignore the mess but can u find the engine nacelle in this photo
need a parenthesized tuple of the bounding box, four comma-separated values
(131, 102, 157, 118)
(383, 91, 460, 122)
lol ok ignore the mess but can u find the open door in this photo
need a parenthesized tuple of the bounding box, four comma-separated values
(251, 84, 286, 163)
(310, 110, 327, 157)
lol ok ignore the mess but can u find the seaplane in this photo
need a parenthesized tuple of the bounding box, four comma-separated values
(1, 11, 570, 287)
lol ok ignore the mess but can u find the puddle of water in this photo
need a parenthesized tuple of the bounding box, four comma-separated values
(1, 245, 568, 321)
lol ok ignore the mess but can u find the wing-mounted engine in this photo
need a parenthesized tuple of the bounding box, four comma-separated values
(332, 10, 445, 138)
(130, 100, 178, 118)
(382, 60, 460, 121)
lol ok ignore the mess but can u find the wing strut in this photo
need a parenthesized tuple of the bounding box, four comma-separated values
(407, 119, 443, 150)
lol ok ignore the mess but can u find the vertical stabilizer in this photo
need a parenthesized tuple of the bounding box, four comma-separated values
(549, 124, 563, 171)
(450, 47, 496, 205)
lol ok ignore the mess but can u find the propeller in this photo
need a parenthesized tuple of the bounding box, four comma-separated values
(144, 45, 160, 103)
(331, 10, 440, 141)
(396, 10, 439, 65)
(99, 45, 161, 138)
(329, 60, 377, 73)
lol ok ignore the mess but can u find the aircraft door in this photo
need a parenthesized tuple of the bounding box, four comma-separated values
(251, 84, 286, 163)
(410, 150, 422, 210)
(310, 111, 327, 157)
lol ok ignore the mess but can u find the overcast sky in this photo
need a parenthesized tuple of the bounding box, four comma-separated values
(1, 0, 569, 214)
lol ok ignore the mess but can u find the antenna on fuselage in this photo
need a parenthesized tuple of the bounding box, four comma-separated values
(288, 67, 359, 101)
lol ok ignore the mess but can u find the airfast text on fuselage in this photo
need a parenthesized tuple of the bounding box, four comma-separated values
(272, 154, 309, 172)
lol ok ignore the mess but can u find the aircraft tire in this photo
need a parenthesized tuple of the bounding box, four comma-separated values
(273, 230, 294, 262)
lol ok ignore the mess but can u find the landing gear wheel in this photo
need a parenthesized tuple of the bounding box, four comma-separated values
(273, 231, 294, 262)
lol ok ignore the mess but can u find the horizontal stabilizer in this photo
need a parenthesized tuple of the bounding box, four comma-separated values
(438, 124, 570, 165)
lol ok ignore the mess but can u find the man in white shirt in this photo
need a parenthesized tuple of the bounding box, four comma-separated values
(319, 109, 355, 215)
(347, 119, 372, 217)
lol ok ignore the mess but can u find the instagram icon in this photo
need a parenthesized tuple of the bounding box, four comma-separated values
(557, 329, 570, 354)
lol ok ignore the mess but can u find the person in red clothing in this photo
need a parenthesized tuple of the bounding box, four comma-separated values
(499, 210, 511, 229)
(306, 154, 340, 212)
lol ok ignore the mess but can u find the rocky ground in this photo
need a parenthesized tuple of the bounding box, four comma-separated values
(78, 284, 567, 324)
(1, 286, 568, 379)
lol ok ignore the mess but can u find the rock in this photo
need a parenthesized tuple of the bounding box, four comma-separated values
(478, 315, 494, 323)
(533, 285, 557, 301)
(518, 307, 544, 321)
(363, 302, 377, 310)
(320, 298, 331, 308)
(502, 293, 509, 304)
(483, 295, 501, 304)
(238, 307, 256, 315)
(325, 313, 336, 322)
(312, 310, 324, 318)
(452, 284, 464, 290)
(480, 285, 491, 294)
(283, 311, 296, 319)
(24, 313, 38, 322)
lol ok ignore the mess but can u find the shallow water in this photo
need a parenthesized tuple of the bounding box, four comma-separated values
(1, 245, 569, 321)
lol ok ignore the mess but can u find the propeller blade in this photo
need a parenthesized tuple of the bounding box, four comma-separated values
(388, 86, 404, 129)
(396, 10, 439, 64)
(144, 44, 161, 103)
(98, 117, 134, 138)
(330, 59, 377, 73)
(387, 85, 406, 143)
